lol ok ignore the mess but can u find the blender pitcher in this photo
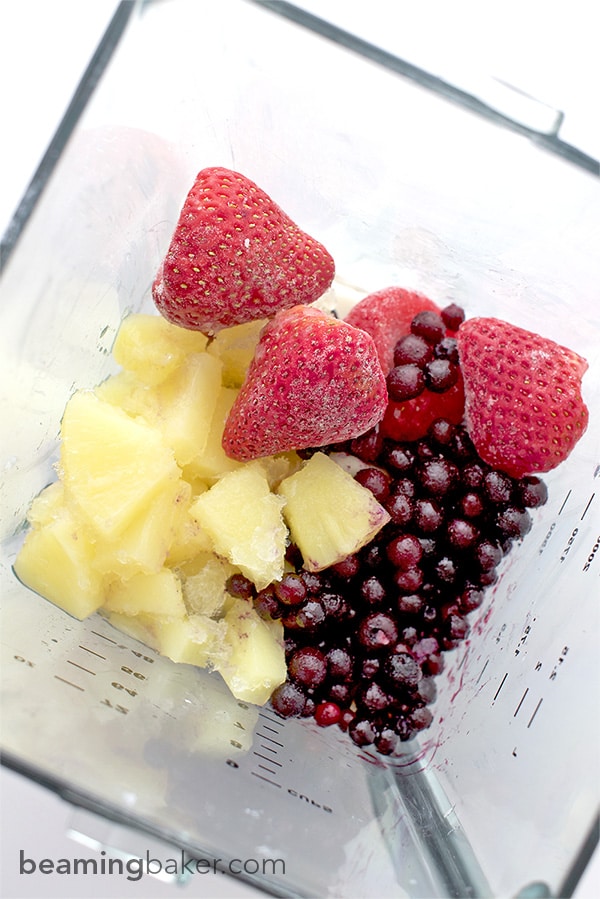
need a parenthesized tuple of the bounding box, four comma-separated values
(1, 2, 598, 897)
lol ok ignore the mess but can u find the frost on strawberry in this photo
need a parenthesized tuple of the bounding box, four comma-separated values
(222, 305, 388, 461)
(457, 317, 589, 478)
(344, 287, 441, 374)
(152, 167, 335, 334)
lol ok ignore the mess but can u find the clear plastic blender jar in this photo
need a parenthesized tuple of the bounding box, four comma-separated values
(1, 2, 598, 896)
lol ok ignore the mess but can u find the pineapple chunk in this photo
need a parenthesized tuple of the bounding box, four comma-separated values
(181, 555, 239, 618)
(151, 352, 222, 467)
(113, 313, 209, 385)
(26, 481, 65, 526)
(219, 598, 286, 705)
(207, 318, 267, 387)
(189, 462, 288, 590)
(184, 385, 243, 481)
(95, 370, 157, 422)
(103, 610, 165, 653)
(93, 477, 190, 577)
(105, 611, 228, 669)
(158, 614, 229, 668)
(165, 495, 214, 566)
(103, 568, 186, 617)
(277, 452, 391, 571)
(14, 505, 104, 620)
(174, 549, 216, 578)
(60, 390, 180, 539)
(261, 452, 303, 489)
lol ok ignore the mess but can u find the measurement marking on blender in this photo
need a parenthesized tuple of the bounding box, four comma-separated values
(67, 660, 96, 676)
(580, 493, 595, 520)
(251, 772, 282, 788)
(513, 688, 529, 717)
(258, 711, 283, 727)
(257, 743, 278, 755)
(54, 675, 84, 691)
(78, 644, 106, 660)
(492, 672, 508, 702)
(527, 698, 543, 728)
(260, 723, 281, 735)
(255, 732, 284, 748)
(91, 629, 118, 644)
(476, 659, 489, 684)
(257, 763, 279, 776)
(558, 490, 572, 515)
(253, 752, 282, 767)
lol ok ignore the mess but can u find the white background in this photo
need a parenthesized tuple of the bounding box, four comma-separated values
(1, 2, 598, 897)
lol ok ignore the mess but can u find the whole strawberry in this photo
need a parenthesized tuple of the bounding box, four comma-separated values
(457, 317, 589, 478)
(344, 287, 441, 374)
(222, 306, 388, 461)
(152, 167, 335, 333)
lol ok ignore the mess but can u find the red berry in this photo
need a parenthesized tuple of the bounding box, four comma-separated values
(386, 534, 423, 570)
(354, 466, 392, 501)
(440, 303, 465, 331)
(424, 359, 459, 392)
(314, 701, 342, 727)
(344, 287, 441, 374)
(288, 647, 327, 689)
(387, 364, 426, 401)
(274, 573, 308, 605)
(380, 374, 465, 443)
(457, 317, 589, 477)
(411, 310, 445, 344)
(153, 167, 335, 333)
(222, 306, 387, 460)
(270, 682, 306, 717)
(393, 333, 434, 367)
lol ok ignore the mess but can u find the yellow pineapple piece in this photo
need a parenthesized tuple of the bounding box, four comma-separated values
(103, 610, 165, 653)
(184, 474, 211, 498)
(189, 462, 288, 590)
(184, 385, 243, 482)
(158, 614, 230, 668)
(93, 477, 191, 577)
(261, 452, 303, 489)
(103, 568, 186, 617)
(113, 313, 209, 385)
(95, 370, 157, 422)
(181, 554, 239, 618)
(26, 481, 65, 527)
(277, 452, 391, 571)
(105, 610, 228, 669)
(219, 598, 286, 705)
(14, 504, 105, 620)
(165, 494, 214, 567)
(151, 352, 222, 467)
(174, 549, 216, 578)
(207, 318, 267, 387)
(60, 390, 180, 539)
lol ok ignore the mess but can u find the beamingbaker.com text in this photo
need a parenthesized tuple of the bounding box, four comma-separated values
(19, 849, 286, 882)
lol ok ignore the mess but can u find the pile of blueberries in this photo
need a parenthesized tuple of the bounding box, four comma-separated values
(227, 306, 548, 756)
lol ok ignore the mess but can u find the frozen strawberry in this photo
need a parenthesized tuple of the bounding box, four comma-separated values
(457, 317, 589, 478)
(222, 306, 388, 461)
(380, 376, 465, 442)
(152, 167, 335, 333)
(344, 287, 441, 374)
